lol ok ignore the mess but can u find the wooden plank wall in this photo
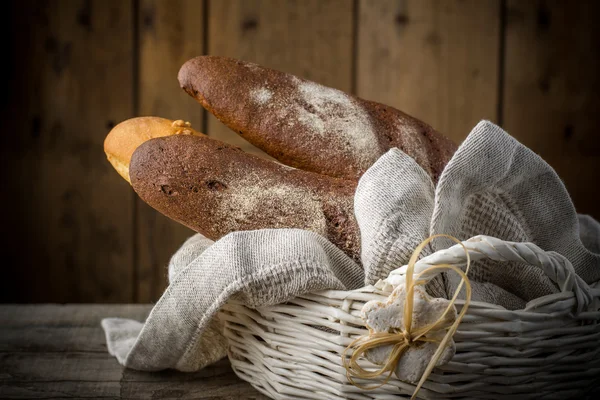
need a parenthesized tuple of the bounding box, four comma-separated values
(4, 0, 136, 303)
(136, 0, 205, 303)
(3, 0, 598, 303)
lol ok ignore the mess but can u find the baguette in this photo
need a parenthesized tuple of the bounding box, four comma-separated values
(178, 56, 456, 181)
(129, 134, 360, 261)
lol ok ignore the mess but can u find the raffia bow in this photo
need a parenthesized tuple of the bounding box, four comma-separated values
(342, 235, 472, 399)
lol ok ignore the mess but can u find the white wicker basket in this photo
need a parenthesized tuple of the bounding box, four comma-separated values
(219, 236, 600, 399)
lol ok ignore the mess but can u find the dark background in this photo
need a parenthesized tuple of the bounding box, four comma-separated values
(2, 0, 598, 304)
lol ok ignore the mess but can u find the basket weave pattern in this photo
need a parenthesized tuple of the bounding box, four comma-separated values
(219, 236, 600, 399)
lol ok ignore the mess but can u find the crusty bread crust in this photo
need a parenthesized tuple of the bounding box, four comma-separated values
(178, 56, 456, 181)
(130, 134, 361, 261)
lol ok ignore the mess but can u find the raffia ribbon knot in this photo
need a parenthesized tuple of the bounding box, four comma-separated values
(342, 235, 472, 399)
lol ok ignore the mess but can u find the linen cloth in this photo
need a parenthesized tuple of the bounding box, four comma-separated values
(103, 120, 600, 371)
(103, 230, 364, 371)
(358, 121, 600, 309)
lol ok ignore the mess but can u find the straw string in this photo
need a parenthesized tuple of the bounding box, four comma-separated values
(342, 235, 472, 399)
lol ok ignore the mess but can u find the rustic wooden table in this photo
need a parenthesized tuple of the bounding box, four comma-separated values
(0, 304, 268, 399)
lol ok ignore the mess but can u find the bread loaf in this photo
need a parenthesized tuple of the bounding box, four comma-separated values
(130, 134, 360, 261)
(108, 58, 458, 262)
(104, 117, 203, 183)
(178, 56, 456, 181)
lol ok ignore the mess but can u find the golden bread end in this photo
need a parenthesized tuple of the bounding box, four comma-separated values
(104, 116, 203, 183)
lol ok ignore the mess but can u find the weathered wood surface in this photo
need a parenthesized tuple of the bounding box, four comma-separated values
(2, 1, 598, 304)
(3, 0, 135, 303)
(136, 0, 204, 303)
(503, 0, 600, 218)
(0, 304, 268, 399)
(356, 0, 501, 144)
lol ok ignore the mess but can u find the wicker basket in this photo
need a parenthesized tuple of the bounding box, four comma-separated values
(218, 235, 600, 399)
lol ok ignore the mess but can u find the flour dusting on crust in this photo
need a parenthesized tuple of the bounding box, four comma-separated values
(248, 76, 381, 172)
(214, 176, 328, 235)
(251, 88, 273, 105)
(295, 81, 380, 170)
(210, 168, 358, 259)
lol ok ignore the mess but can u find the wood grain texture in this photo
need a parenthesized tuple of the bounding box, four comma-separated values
(0, 304, 267, 399)
(357, 0, 501, 144)
(1, 1, 598, 304)
(1, 0, 135, 303)
(206, 0, 354, 155)
(0, 304, 150, 326)
(503, 0, 600, 220)
(136, 0, 205, 302)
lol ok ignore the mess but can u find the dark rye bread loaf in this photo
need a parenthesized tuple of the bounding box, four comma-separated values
(178, 56, 457, 181)
(130, 134, 361, 261)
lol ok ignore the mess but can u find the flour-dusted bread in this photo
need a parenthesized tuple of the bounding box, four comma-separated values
(178, 56, 456, 181)
(130, 134, 361, 261)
